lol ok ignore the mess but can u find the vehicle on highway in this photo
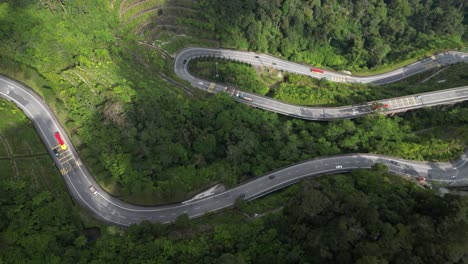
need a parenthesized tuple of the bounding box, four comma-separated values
(272, 62, 277, 65)
(391, 161, 398, 165)
(54, 132, 67, 150)
(311, 68, 324, 74)
(224, 87, 236, 95)
(89, 186, 98, 196)
(53, 149, 59, 157)
(269, 175, 275, 179)
(416, 95, 421, 99)
(183, 59, 187, 64)
(236, 92, 253, 102)
(451, 175, 457, 179)
(197, 81, 204, 85)
(336, 165, 343, 169)
(417, 177, 426, 182)
(239, 193, 246, 199)
(371, 102, 389, 111)
(255, 56, 259, 58)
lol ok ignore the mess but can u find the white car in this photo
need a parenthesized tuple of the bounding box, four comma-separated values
(198, 81, 204, 85)
(336, 165, 343, 169)
(89, 186, 98, 196)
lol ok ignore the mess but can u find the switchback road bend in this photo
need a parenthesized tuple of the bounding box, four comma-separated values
(0, 49, 467, 226)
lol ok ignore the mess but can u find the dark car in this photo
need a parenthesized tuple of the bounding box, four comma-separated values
(255, 56, 259, 58)
(269, 175, 275, 179)
(390, 161, 398, 165)
(53, 149, 59, 157)
(239, 194, 246, 199)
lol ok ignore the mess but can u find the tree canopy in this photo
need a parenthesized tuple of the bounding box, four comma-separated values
(198, 0, 467, 69)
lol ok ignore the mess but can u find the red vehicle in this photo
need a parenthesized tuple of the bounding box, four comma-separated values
(54, 132, 67, 150)
(224, 87, 236, 95)
(417, 177, 426, 182)
(311, 68, 324, 74)
(371, 102, 389, 110)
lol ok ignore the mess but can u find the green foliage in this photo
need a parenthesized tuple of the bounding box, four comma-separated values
(0, 0, 466, 206)
(0, 101, 86, 263)
(199, 0, 466, 70)
(189, 59, 270, 95)
(273, 74, 371, 106)
(4, 169, 468, 263)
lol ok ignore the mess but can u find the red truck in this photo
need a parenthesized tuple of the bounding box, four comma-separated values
(371, 102, 389, 110)
(54, 132, 67, 150)
(311, 68, 324, 74)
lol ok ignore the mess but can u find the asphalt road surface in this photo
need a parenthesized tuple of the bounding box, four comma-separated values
(174, 48, 468, 120)
(1, 49, 468, 226)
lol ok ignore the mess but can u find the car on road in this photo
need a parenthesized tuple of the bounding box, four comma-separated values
(272, 62, 277, 65)
(451, 175, 457, 179)
(371, 102, 389, 110)
(183, 59, 187, 64)
(239, 193, 246, 199)
(53, 149, 59, 157)
(197, 81, 204, 85)
(269, 175, 275, 179)
(89, 186, 98, 196)
(255, 56, 259, 58)
(336, 165, 342, 169)
(311, 68, 324, 74)
(416, 95, 421, 99)
(224, 87, 235, 94)
(390, 161, 398, 165)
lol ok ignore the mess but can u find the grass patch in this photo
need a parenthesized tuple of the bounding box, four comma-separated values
(0, 160, 13, 178)
(0, 99, 89, 224)
(241, 184, 299, 215)
(188, 59, 280, 95)
(0, 101, 45, 155)
(188, 59, 468, 107)
(379, 63, 468, 97)
(160, 35, 218, 55)
(350, 46, 466, 76)
(188, 185, 300, 228)
(0, 139, 7, 157)
(415, 125, 468, 144)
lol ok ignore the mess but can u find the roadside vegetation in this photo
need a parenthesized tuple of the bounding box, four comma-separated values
(188, 58, 272, 95)
(0, 101, 92, 262)
(198, 0, 466, 72)
(0, 0, 468, 262)
(189, 60, 468, 107)
(2, 159, 468, 263)
(0, 1, 467, 206)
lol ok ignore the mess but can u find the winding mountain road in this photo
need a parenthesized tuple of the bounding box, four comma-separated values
(175, 48, 468, 120)
(0, 48, 467, 226)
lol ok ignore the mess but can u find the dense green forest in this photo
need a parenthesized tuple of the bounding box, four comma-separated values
(1, 0, 468, 262)
(2, 163, 468, 263)
(0, 0, 467, 205)
(198, 0, 467, 70)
